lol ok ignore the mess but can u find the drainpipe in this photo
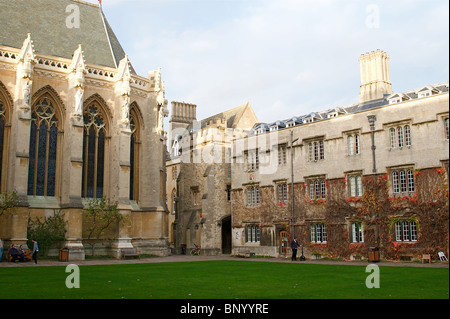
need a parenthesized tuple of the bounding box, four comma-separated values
(367, 115, 380, 250)
(290, 130, 299, 239)
(367, 115, 377, 173)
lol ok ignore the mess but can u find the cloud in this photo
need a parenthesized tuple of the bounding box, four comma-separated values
(102, 0, 449, 124)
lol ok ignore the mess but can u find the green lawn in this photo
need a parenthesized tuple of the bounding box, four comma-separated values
(0, 261, 448, 299)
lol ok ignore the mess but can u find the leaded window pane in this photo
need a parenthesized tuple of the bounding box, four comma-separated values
(407, 170, 415, 193)
(86, 125, 96, 198)
(0, 101, 5, 186)
(315, 180, 320, 198)
(390, 128, 396, 149)
(321, 180, 326, 199)
(314, 142, 318, 161)
(405, 125, 411, 147)
(319, 141, 324, 160)
(392, 172, 399, 194)
(96, 130, 105, 198)
(130, 133, 135, 200)
(398, 127, 404, 148)
(310, 224, 315, 242)
(350, 176, 356, 197)
(27, 120, 37, 195)
(445, 118, 449, 140)
(356, 175, 363, 196)
(348, 135, 354, 156)
(47, 125, 58, 197)
(27, 96, 59, 197)
(410, 222, 418, 241)
(82, 104, 106, 198)
(400, 170, 407, 193)
(355, 134, 360, 154)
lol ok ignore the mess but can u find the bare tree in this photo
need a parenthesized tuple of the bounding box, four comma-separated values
(84, 197, 123, 256)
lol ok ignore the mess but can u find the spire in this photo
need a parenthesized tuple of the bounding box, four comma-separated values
(70, 44, 86, 72)
(18, 33, 35, 63)
(18, 33, 36, 80)
(70, 44, 86, 89)
(117, 55, 131, 82)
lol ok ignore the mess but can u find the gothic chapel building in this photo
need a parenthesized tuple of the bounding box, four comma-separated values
(0, 0, 170, 260)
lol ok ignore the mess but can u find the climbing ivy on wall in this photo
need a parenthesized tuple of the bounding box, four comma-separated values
(321, 168, 449, 260)
(232, 167, 448, 261)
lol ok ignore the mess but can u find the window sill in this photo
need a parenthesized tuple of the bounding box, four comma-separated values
(27, 196, 60, 208)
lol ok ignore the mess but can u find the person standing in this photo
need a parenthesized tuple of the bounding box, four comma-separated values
(0, 238, 3, 262)
(290, 237, 299, 261)
(32, 239, 39, 264)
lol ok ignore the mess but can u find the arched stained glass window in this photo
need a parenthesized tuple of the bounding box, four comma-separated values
(129, 108, 140, 201)
(82, 104, 106, 198)
(0, 97, 6, 189)
(27, 96, 59, 196)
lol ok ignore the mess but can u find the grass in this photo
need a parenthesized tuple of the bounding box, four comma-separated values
(0, 261, 448, 299)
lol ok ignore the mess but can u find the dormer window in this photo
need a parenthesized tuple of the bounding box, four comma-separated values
(417, 86, 439, 98)
(286, 118, 301, 127)
(269, 121, 285, 132)
(388, 93, 410, 105)
(328, 112, 338, 118)
(254, 125, 268, 135)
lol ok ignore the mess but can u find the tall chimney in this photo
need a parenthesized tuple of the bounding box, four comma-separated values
(359, 49, 393, 104)
(169, 101, 197, 149)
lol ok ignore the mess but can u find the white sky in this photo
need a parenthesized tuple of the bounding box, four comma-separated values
(85, 0, 449, 124)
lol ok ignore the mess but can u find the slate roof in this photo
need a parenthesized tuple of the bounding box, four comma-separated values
(252, 82, 449, 134)
(0, 0, 135, 72)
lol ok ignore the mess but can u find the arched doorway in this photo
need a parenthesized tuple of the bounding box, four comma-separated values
(221, 216, 231, 254)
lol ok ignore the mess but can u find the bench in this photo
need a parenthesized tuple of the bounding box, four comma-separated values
(8, 249, 32, 262)
(422, 254, 431, 264)
(121, 248, 139, 259)
(238, 249, 254, 258)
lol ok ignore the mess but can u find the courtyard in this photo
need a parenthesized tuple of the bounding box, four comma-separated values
(0, 255, 448, 300)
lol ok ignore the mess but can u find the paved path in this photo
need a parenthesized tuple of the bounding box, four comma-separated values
(1, 254, 448, 268)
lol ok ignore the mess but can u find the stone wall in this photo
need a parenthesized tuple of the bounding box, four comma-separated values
(231, 92, 449, 260)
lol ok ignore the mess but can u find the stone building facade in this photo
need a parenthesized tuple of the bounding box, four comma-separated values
(0, 0, 170, 260)
(231, 50, 449, 260)
(166, 101, 258, 255)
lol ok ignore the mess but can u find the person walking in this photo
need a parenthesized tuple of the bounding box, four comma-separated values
(290, 237, 300, 261)
(32, 239, 39, 264)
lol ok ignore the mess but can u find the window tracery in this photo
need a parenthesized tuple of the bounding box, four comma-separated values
(27, 96, 59, 196)
(82, 104, 106, 198)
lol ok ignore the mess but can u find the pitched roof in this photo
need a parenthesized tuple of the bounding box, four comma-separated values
(200, 101, 258, 129)
(0, 0, 134, 72)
